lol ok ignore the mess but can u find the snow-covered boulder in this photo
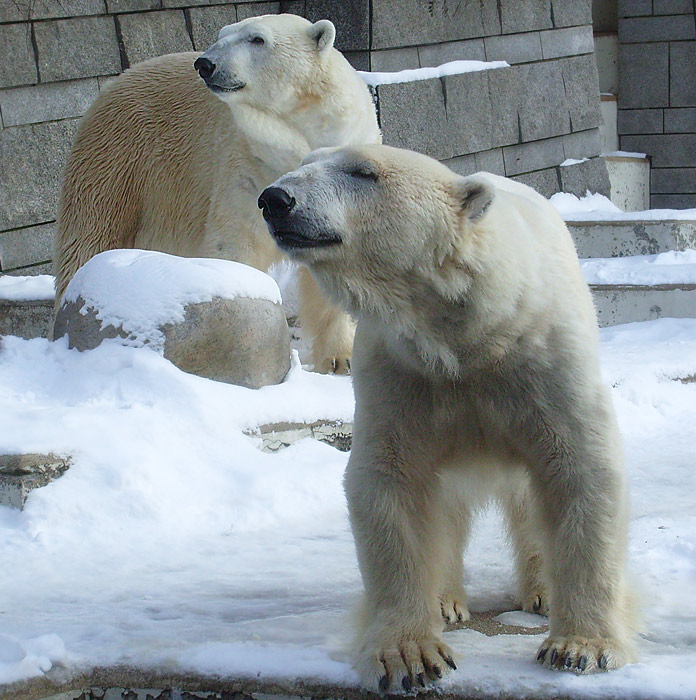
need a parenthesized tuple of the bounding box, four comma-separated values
(53, 250, 291, 389)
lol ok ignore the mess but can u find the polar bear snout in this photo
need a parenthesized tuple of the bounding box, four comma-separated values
(193, 56, 215, 81)
(258, 186, 296, 221)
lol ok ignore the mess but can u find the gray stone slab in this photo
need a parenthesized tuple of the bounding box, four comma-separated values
(344, 51, 369, 72)
(118, 10, 193, 67)
(371, 0, 500, 49)
(417, 39, 486, 66)
(483, 32, 542, 64)
(562, 128, 602, 158)
(618, 42, 669, 109)
(652, 193, 696, 208)
(540, 25, 594, 59)
(279, 0, 305, 14)
(0, 23, 38, 89)
(617, 108, 664, 134)
(503, 135, 565, 176)
(0, 222, 56, 270)
(653, 0, 694, 13)
(621, 134, 696, 167)
(618, 0, 653, 16)
(443, 70, 497, 154)
(591, 284, 696, 326)
(370, 47, 419, 72)
(304, 0, 369, 52)
(34, 16, 121, 82)
(4, 261, 54, 275)
(377, 78, 452, 160)
(474, 147, 505, 174)
(188, 4, 238, 51)
(499, 0, 552, 33)
(665, 107, 696, 133)
(0, 119, 79, 231)
(559, 156, 610, 196)
(568, 219, 696, 258)
(485, 65, 525, 147)
(0, 298, 54, 339)
(236, 2, 280, 21)
(559, 54, 603, 131)
(511, 167, 560, 198)
(619, 15, 696, 42)
(0, 453, 70, 509)
(0, 78, 99, 127)
(0, 0, 30, 22)
(516, 61, 571, 142)
(550, 0, 592, 27)
(28, 0, 105, 20)
(163, 0, 221, 7)
(441, 153, 477, 176)
(670, 42, 696, 107)
(651, 168, 696, 193)
(107, 0, 159, 11)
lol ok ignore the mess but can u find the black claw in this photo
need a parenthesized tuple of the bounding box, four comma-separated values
(378, 675, 389, 693)
(402, 676, 412, 692)
(457, 612, 464, 622)
(578, 655, 588, 672)
(432, 664, 442, 679)
(537, 647, 548, 662)
(563, 655, 573, 669)
(549, 649, 558, 666)
(533, 596, 542, 613)
(444, 655, 457, 671)
(599, 654, 608, 669)
(417, 673, 426, 688)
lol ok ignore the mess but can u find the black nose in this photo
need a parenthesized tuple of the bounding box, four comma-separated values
(258, 187, 296, 221)
(194, 56, 216, 80)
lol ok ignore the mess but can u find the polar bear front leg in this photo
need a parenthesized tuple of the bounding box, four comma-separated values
(344, 451, 457, 691)
(529, 408, 635, 673)
(298, 266, 355, 374)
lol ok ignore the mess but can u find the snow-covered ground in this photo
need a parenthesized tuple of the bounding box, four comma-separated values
(1, 304, 695, 697)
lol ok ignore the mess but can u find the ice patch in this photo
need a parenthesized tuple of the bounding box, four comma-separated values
(581, 250, 696, 285)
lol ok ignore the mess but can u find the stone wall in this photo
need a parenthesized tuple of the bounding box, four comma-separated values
(0, 0, 608, 277)
(617, 0, 696, 209)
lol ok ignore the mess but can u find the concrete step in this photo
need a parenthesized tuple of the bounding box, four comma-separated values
(590, 283, 696, 326)
(0, 298, 54, 339)
(568, 219, 696, 258)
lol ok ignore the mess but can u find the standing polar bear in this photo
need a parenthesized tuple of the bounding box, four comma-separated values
(258, 145, 636, 690)
(54, 14, 381, 373)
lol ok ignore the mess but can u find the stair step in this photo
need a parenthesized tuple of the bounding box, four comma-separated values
(0, 298, 54, 339)
(568, 219, 696, 258)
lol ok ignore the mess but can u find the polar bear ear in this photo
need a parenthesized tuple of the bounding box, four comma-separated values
(453, 177, 494, 222)
(308, 20, 336, 53)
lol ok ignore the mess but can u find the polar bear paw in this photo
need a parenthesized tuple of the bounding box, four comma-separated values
(359, 635, 457, 693)
(536, 635, 629, 673)
(316, 354, 351, 375)
(440, 592, 470, 625)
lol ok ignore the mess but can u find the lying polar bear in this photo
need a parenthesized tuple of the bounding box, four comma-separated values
(258, 144, 636, 690)
(54, 14, 381, 373)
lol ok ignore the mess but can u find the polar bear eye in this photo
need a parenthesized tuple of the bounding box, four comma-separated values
(248, 35, 265, 45)
(348, 165, 378, 181)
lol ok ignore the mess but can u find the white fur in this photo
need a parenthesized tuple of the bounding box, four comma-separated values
(265, 144, 636, 691)
(54, 14, 381, 373)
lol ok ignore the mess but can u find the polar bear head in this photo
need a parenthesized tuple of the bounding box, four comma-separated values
(257, 144, 495, 317)
(194, 14, 337, 112)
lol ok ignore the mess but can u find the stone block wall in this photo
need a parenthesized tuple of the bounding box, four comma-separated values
(617, 0, 696, 208)
(0, 0, 608, 277)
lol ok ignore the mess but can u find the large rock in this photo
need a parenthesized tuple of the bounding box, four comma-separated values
(53, 250, 291, 389)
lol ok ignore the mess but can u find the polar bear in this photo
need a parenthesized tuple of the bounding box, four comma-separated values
(53, 14, 381, 373)
(258, 144, 636, 690)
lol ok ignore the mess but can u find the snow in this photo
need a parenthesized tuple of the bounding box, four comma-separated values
(603, 150, 649, 160)
(63, 249, 282, 351)
(358, 59, 509, 87)
(582, 250, 696, 286)
(0, 274, 55, 301)
(551, 191, 696, 222)
(1, 313, 695, 697)
(560, 157, 589, 167)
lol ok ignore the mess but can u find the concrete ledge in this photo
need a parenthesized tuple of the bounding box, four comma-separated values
(568, 219, 696, 258)
(245, 420, 353, 452)
(0, 298, 54, 339)
(591, 283, 696, 326)
(0, 453, 71, 509)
